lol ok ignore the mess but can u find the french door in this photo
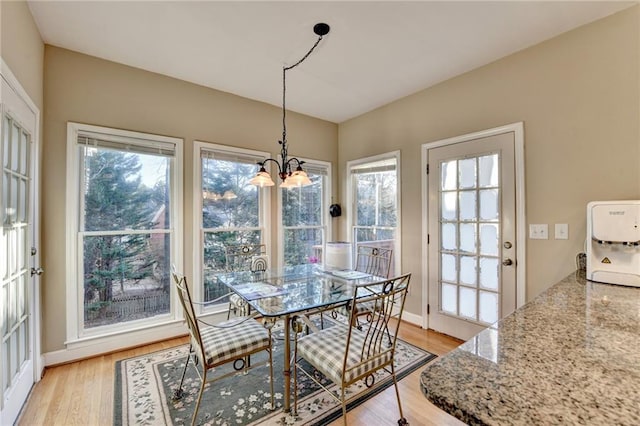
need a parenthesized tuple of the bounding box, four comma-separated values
(425, 125, 523, 341)
(1, 61, 40, 425)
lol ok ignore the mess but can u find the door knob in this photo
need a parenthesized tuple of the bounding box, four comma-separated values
(502, 258, 513, 266)
(30, 267, 44, 276)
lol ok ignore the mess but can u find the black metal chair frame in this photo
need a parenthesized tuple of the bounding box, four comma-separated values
(331, 245, 394, 341)
(293, 273, 411, 426)
(224, 243, 267, 319)
(171, 269, 275, 426)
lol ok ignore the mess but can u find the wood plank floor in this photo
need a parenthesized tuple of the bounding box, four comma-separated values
(17, 323, 464, 426)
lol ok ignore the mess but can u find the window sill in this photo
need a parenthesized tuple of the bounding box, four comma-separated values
(45, 320, 186, 366)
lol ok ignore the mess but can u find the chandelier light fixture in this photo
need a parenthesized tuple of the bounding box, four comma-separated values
(249, 22, 330, 188)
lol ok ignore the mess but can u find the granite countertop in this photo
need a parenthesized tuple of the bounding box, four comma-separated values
(420, 271, 640, 425)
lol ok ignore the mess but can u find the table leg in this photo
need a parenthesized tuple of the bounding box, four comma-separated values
(283, 314, 291, 413)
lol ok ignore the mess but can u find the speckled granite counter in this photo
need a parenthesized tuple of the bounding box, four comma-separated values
(420, 271, 640, 425)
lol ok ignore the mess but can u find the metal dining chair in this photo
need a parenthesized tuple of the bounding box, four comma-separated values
(333, 246, 393, 331)
(171, 269, 274, 426)
(224, 243, 267, 319)
(293, 273, 412, 426)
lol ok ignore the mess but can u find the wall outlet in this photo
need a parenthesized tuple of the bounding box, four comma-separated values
(555, 223, 569, 240)
(529, 224, 548, 239)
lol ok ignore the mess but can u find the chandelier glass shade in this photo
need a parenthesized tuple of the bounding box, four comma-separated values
(249, 23, 330, 188)
(202, 189, 237, 201)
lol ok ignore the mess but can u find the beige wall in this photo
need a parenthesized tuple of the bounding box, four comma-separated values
(0, 0, 44, 109)
(6, 2, 640, 354)
(42, 46, 338, 353)
(338, 7, 640, 318)
(1, 0, 45, 353)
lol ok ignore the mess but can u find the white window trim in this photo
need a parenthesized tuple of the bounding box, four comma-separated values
(277, 157, 332, 268)
(346, 150, 402, 274)
(192, 141, 271, 314)
(65, 122, 184, 349)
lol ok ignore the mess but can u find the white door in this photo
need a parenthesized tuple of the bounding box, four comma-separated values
(425, 125, 524, 341)
(1, 61, 40, 426)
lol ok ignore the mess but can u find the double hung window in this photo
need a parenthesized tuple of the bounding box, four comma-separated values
(280, 160, 330, 266)
(348, 152, 400, 275)
(196, 142, 269, 305)
(67, 123, 182, 339)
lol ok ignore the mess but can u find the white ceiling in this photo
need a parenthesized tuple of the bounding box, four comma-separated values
(28, 1, 634, 123)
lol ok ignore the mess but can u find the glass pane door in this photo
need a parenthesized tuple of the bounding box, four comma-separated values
(439, 153, 500, 325)
(427, 129, 517, 341)
(1, 113, 32, 421)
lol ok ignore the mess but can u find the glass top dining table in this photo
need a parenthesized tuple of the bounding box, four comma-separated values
(216, 263, 387, 413)
(217, 263, 384, 317)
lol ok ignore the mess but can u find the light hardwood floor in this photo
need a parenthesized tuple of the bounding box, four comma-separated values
(17, 323, 464, 426)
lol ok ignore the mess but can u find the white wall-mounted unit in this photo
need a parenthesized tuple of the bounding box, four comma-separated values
(586, 200, 640, 287)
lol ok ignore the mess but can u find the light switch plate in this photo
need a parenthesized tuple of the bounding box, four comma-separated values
(529, 224, 548, 239)
(555, 223, 569, 240)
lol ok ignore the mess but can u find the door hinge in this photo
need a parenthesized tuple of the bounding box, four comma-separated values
(427, 304, 430, 315)
(427, 234, 430, 244)
(426, 164, 430, 174)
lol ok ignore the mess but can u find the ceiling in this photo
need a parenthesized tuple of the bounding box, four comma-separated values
(28, 1, 634, 123)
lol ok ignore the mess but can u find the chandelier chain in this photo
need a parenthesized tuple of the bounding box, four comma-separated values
(281, 34, 325, 150)
(249, 23, 328, 187)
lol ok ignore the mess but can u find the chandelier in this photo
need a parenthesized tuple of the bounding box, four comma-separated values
(249, 22, 330, 188)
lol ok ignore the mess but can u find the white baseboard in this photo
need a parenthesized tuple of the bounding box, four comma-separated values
(401, 310, 423, 327)
(43, 322, 187, 366)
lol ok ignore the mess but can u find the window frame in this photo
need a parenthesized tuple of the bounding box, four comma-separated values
(192, 141, 271, 314)
(65, 122, 184, 346)
(277, 157, 332, 268)
(346, 151, 401, 275)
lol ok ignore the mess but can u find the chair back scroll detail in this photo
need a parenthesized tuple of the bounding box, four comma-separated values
(354, 245, 393, 278)
(250, 255, 269, 273)
(225, 243, 267, 272)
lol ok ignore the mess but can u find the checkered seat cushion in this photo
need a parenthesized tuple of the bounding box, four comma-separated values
(229, 293, 248, 309)
(335, 300, 375, 318)
(296, 324, 392, 385)
(196, 318, 271, 367)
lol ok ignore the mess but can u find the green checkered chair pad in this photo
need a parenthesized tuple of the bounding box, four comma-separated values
(196, 317, 271, 367)
(296, 324, 392, 385)
(228, 293, 246, 306)
(228, 293, 248, 313)
(335, 300, 375, 318)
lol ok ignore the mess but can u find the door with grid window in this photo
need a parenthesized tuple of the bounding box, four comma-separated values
(1, 66, 39, 425)
(427, 132, 516, 340)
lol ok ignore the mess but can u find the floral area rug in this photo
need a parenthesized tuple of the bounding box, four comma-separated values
(114, 318, 436, 426)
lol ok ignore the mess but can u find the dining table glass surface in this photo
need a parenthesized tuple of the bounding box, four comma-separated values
(216, 263, 384, 317)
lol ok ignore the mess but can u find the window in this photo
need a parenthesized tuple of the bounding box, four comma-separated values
(195, 142, 270, 306)
(66, 123, 183, 341)
(280, 160, 330, 266)
(347, 152, 400, 275)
